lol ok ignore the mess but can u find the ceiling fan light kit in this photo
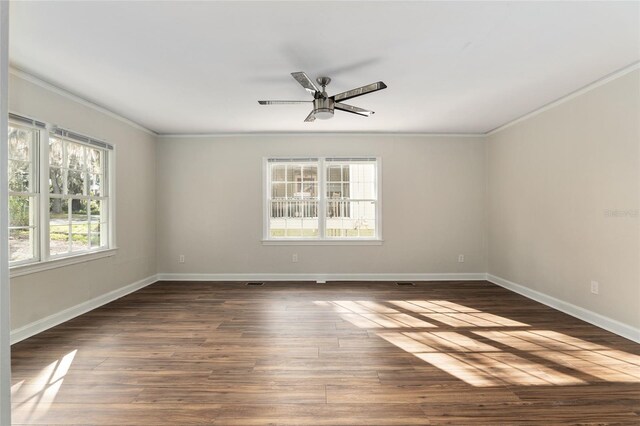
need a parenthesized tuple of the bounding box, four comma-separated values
(312, 97, 334, 120)
(258, 71, 387, 122)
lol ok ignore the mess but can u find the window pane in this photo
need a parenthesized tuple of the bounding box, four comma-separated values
(71, 200, 89, 250)
(350, 164, 375, 199)
(269, 200, 318, 237)
(90, 222, 103, 248)
(10, 228, 35, 262)
(66, 142, 85, 170)
(8, 126, 32, 161)
(286, 183, 297, 198)
(100, 222, 108, 245)
(89, 199, 102, 222)
(71, 199, 88, 222)
(302, 182, 317, 199)
(342, 183, 350, 198)
(302, 219, 319, 237)
(302, 200, 318, 218)
(271, 165, 285, 181)
(327, 166, 341, 182)
(50, 197, 68, 220)
(88, 148, 102, 173)
(67, 170, 85, 195)
(326, 200, 376, 238)
(89, 173, 102, 196)
(49, 137, 63, 166)
(72, 223, 89, 252)
(302, 165, 317, 181)
(342, 165, 350, 181)
(286, 165, 301, 182)
(9, 195, 33, 227)
(9, 160, 31, 193)
(327, 183, 341, 199)
(49, 225, 70, 256)
(327, 199, 349, 218)
(271, 183, 285, 198)
(49, 167, 64, 194)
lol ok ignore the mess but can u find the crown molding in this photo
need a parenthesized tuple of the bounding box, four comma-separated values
(9, 66, 158, 136)
(156, 132, 486, 139)
(486, 61, 640, 136)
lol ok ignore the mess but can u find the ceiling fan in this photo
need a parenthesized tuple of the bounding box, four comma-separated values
(258, 72, 387, 122)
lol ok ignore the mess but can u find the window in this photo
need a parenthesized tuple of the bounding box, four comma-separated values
(8, 113, 114, 268)
(269, 160, 319, 238)
(325, 159, 378, 238)
(265, 157, 380, 241)
(48, 135, 109, 257)
(8, 124, 39, 264)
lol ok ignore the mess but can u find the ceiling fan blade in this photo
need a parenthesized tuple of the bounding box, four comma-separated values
(291, 72, 320, 94)
(304, 111, 316, 122)
(334, 102, 374, 117)
(258, 100, 311, 105)
(332, 81, 387, 102)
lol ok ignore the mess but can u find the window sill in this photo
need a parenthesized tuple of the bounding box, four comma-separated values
(9, 248, 118, 278)
(262, 239, 383, 246)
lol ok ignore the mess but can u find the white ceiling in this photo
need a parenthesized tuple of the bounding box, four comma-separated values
(9, 1, 640, 135)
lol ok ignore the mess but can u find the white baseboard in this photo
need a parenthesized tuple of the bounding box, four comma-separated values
(487, 274, 640, 344)
(156, 272, 487, 282)
(10, 274, 158, 345)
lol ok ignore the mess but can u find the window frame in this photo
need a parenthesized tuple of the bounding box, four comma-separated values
(8, 115, 117, 276)
(262, 157, 382, 245)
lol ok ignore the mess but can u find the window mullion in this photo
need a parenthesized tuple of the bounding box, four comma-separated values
(39, 128, 49, 261)
(375, 157, 382, 240)
(318, 158, 326, 238)
(107, 145, 115, 248)
(263, 160, 269, 240)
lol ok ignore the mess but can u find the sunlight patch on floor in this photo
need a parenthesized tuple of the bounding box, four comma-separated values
(315, 299, 640, 387)
(12, 349, 77, 421)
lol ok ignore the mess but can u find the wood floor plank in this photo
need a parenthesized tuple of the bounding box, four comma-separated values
(11, 280, 640, 425)
(420, 402, 640, 425)
(133, 384, 327, 404)
(210, 403, 431, 425)
(326, 383, 521, 404)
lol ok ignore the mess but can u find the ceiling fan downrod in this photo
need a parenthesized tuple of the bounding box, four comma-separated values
(313, 77, 334, 120)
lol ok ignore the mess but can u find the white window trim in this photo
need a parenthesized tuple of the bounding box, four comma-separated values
(8, 115, 117, 274)
(262, 156, 382, 244)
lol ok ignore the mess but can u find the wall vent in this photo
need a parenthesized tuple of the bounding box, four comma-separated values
(246, 282, 265, 286)
(396, 282, 415, 286)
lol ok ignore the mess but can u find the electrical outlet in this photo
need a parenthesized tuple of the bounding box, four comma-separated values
(458, 254, 465, 263)
(179, 255, 185, 263)
(292, 253, 299, 263)
(591, 281, 599, 295)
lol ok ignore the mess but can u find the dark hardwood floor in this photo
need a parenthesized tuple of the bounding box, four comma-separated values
(10, 280, 640, 425)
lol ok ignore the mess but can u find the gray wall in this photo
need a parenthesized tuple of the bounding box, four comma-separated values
(156, 134, 487, 275)
(487, 69, 640, 329)
(9, 72, 157, 330)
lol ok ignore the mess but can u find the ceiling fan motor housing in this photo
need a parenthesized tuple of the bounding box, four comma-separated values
(313, 97, 334, 120)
